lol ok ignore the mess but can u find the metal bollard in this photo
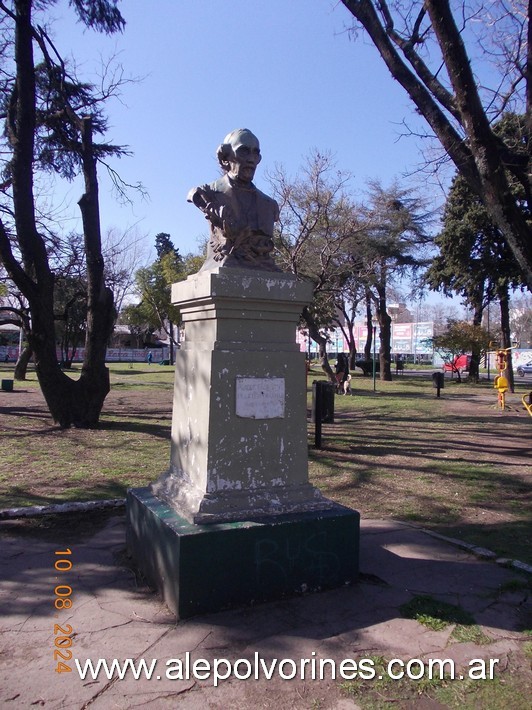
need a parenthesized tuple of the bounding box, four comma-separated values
(432, 371, 444, 398)
(311, 381, 336, 448)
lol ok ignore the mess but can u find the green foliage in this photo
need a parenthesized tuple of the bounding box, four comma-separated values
(54, 275, 87, 363)
(69, 0, 125, 35)
(451, 624, 492, 645)
(125, 234, 185, 342)
(429, 319, 490, 364)
(361, 180, 433, 266)
(33, 64, 125, 181)
(154, 232, 178, 260)
(183, 252, 205, 275)
(426, 113, 528, 305)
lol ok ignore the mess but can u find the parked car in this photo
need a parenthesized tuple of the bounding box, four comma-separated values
(443, 354, 471, 373)
(516, 360, 532, 376)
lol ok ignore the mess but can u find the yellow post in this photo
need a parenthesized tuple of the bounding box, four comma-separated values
(522, 392, 532, 417)
(493, 349, 511, 410)
(494, 374, 508, 410)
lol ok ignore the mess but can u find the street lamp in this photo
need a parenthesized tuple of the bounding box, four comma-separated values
(372, 325, 377, 392)
(487, 301, 490, 381)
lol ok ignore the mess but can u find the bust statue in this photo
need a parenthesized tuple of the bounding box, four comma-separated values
(187, 128, 281, 271)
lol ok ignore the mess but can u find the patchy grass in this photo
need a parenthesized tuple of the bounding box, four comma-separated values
(0, 362, 173, 508)
(339, 653, 531, 710)
(399, 594, 476, 629)
(1, 363, 530, 566)
(308, 371, 531, 564)
(451, 624, 492, 645)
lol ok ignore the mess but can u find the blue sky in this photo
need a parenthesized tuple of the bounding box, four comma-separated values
(49, 0, 443, 263)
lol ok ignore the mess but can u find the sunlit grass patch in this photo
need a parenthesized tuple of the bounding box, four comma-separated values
(399, 595, 476, 629)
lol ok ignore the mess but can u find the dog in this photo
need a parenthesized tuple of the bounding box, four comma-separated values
(343, 374, 352, 395)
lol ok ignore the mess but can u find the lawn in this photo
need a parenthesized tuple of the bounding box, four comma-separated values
(1, 361, 530, 564)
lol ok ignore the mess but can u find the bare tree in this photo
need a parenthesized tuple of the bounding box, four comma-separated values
(269, 151, 363, 380)
(0, 0, 127, 427)
(340, 1, 532, 288)
(103, 226, 149, 314)
(354, 180, 433, 379)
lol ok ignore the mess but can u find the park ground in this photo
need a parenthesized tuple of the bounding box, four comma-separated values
(0, 361, 530, 565)
(0, 362, 531, 709)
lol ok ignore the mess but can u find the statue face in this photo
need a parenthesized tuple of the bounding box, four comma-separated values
(226, 130, 262, 183)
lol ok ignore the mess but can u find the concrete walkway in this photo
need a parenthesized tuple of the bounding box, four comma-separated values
(1, 513, 530, 709)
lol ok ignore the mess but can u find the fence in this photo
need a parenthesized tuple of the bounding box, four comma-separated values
(0, 346, 170, 364)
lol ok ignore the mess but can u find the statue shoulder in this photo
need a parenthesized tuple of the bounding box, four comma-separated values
(209, 175, 232, 193)
(187, 176, 230, 206)
(256, 187, 280, 220)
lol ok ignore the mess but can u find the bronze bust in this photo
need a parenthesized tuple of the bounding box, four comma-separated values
(187, 128, 281, 271)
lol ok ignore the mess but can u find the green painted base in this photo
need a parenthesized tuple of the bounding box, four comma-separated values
(126, 487, 360, 618)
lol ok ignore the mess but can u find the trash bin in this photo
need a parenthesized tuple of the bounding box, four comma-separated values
(1, 379, 14, 392)
(432, 371, 444, 397)
(432, 372, 445, 389)
(311, 381, 335, 423)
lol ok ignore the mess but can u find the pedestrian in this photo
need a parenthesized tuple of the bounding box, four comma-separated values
(147, 351, 153, 365)
(335, 353, 349, 393)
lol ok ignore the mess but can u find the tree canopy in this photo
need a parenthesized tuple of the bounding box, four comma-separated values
(426, 113, 528, 381)
(340, 1, 532, 288)
(429, 319, 491, 382)
(121, 234, 189, 362)
(269, 151, 433, 379)
(0, 0, 126, 427)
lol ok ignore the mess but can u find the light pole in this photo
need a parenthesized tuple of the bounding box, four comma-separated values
(18, 323, 23, 360)
(372, 325, 377, 392)
(487, 301, 491, 381)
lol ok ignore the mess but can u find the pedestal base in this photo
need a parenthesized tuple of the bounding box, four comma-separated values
(151, 467, 337, 524)
(126, 487, 360, 618)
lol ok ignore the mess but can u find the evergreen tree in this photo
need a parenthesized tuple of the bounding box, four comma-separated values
(0, 0, 127, 427)
(426, 115, 527, 384)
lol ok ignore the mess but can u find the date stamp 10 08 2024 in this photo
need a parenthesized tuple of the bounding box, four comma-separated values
(52, 548, 74, 674)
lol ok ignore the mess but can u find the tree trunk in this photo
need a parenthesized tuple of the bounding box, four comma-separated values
(169, 319, 174, 364)
(338, 319, 357, 370)
(28, 299, 86, 427)
(0, 1, 117, 427)
(14, 343, 32, 380)
(75, 116, 115, 426)
(302, 306, 335, 382)
(468, 298, 483, 384)
(375, 284, 392, 381)
(364, 293, 373, 360)
(9, 0, 76, 425)
(348, 343, 357, 370)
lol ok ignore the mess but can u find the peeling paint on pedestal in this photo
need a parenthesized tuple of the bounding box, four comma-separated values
(152, 268, 334, 524)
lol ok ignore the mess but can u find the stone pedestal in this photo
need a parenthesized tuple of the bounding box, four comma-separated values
(127, 266, 360, 617)
(127, 487, 359, 618)
(150, 267, 335, 524)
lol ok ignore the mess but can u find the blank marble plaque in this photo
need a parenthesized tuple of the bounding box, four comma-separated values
(236, 377, 285, 419)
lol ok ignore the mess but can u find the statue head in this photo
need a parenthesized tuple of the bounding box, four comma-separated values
(217, 128, 262, 184)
